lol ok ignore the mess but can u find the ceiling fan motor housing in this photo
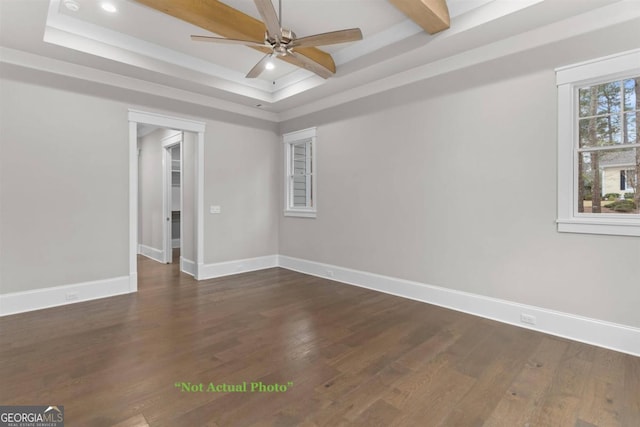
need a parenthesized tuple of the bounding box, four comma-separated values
(267, 28, 296, 56)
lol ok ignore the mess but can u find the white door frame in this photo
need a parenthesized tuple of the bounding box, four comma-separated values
(128, 109, 206, 291)
(161, 132, 182, 264)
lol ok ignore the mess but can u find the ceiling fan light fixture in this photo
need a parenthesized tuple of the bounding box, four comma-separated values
(265, 61, 275, 70)
(273, 45, 287, 56)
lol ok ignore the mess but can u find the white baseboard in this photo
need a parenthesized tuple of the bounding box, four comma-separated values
(172, 239, 180, 249)
(181, 257, 196, 277)
(138, 244, 164, 263)
(6, 252, 637, 356)
(129, 272, 138, 292)
(198, 255, 279, 280)
(278, 255, 640, 357)
(0, 275, 133, 316)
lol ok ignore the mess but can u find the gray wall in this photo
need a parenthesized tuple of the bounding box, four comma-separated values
(0, 72, 280, 295)
(279, 25, 640, 328)
(0, 79, 129, 293)
(203, 122, 280, 263)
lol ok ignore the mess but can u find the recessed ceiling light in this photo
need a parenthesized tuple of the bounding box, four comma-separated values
(63, 0, 80, 12)
(101, 2, 117, 13)
(265, 61, 275, 70)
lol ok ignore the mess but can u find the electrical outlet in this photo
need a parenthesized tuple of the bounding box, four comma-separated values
(326, 270, 334, 278)
(65, 292, 79, 301)
(520, 313, 536, 325)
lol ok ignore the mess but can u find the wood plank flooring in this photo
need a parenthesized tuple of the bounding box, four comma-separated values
(1, 253, 638, 426)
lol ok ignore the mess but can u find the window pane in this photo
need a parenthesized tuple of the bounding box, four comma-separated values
(624, 112, 637, 144)
(578, 115, 622, 148)
(292, 143, 307, 174)
(624, 78, 639, 111)
(292, 175, 307, 207)
(579, 81, 621, 118)
(578, 148, 639, 214)
(289, 141, 311, 209)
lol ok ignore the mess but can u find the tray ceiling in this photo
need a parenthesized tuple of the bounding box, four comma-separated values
(0, 0, 636, 121)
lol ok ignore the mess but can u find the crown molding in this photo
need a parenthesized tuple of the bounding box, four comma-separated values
(0, 47, 280, 122)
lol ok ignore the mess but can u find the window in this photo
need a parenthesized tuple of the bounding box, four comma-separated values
(556, 49, 640, 236)
(283, 127, 317, 217)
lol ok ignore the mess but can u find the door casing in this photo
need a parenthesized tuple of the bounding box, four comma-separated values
(128, 109, 206, 290)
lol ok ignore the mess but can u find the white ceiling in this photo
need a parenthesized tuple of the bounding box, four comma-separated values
(1, 0, 638, 122)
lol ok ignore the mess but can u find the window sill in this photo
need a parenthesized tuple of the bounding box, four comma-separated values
(284, 210, 317, 218)
(557, 218, 640, 237)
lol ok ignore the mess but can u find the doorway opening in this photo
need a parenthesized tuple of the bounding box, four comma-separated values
(137, 128, 183, 265)
(128, 110, 205, 292)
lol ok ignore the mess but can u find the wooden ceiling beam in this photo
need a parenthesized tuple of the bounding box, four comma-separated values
(388, 0, 450, 34)
(133, 0, 336, 75)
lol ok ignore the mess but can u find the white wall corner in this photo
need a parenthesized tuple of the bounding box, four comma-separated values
(198, 255, 279, 280)
(277, 255, 640, 357)
(138, 244, 164, 263)
(0, 276, 132, 316)
(180, 257, 196, 277)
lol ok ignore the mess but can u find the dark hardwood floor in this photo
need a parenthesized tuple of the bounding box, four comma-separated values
(1, 251, 638, 426)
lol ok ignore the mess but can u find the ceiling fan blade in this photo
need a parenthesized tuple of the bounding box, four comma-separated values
(191, 35, 265, 48)
(291, 28, 363, 48)
(246, 54, 273, 78)
(287, 50, 333, 79)
(253, 0, 281, 40)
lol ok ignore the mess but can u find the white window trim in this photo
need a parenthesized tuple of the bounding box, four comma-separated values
(283, 127, 317, 218)
(556, 49, 640, 237)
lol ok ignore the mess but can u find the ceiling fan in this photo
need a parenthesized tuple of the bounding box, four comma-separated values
(190, 0, 363, 79)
